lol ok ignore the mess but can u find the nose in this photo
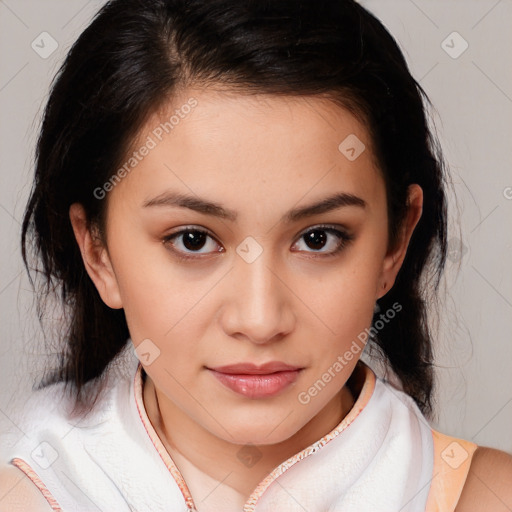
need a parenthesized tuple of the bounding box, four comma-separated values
(219, 246, 296, 345)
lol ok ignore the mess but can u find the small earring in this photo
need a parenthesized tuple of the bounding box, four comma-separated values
(374, 302, 381, 314)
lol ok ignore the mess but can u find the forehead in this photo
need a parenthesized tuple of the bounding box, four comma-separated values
(108, 87, 385, 217)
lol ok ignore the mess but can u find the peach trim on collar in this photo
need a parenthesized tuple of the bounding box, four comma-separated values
(10, 458, 63, 511)
(133, 363, 197, 511)
(133, 360, 376, 512)
(243, 361, 376, 511)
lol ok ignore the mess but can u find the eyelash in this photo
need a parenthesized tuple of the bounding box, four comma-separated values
(162, 224, 354, 262)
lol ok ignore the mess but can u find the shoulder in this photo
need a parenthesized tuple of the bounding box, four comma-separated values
(455, 446, 512, 511)
(0, 464, 54, 512)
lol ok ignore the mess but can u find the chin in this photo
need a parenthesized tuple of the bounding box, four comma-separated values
(212, 414, 304, 447)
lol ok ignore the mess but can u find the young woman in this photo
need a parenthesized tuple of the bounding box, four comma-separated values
(1, 0, 511, 510)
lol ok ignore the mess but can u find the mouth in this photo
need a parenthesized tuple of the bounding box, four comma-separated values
(206, 362, 304, 399)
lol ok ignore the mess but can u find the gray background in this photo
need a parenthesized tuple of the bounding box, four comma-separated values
(1, 0, 511, 463)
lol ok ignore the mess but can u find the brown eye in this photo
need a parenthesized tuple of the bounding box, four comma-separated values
(163, 227, 223, 260)
(292, 225, 353, 257)
(180, 230, 208, 251)
(303, 229, 328, 251)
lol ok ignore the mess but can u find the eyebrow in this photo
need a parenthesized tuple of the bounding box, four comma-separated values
(143, 190, 366, 223)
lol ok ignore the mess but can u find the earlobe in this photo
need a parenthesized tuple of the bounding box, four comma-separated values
(69, 203, 123, 309)
(377, 184, 423, 299)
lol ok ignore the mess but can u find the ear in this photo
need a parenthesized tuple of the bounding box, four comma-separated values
(377, 184, 423, 300)
(69, 203, 123, 309)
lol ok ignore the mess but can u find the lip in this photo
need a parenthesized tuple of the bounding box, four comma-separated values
(210, 361, 301, 375)
(207, 362, 303, 399)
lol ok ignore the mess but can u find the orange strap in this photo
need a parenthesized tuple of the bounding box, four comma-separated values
(425, 429, 478, 511)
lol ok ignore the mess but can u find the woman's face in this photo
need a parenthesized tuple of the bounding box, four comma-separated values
(73, 88, 421, 445)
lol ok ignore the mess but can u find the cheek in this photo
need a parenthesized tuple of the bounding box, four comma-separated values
(305, 269, 378, 346)
(110, 241, 223, 361)
(116, 265, 208, 344)
(105, 235, 181, 340)
(299, 246, 385, 355)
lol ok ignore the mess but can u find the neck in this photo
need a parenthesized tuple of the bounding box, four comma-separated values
(142, 368, 358, 503)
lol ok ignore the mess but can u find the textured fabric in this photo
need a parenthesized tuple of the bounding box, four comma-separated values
(4, 345, 475, 511)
